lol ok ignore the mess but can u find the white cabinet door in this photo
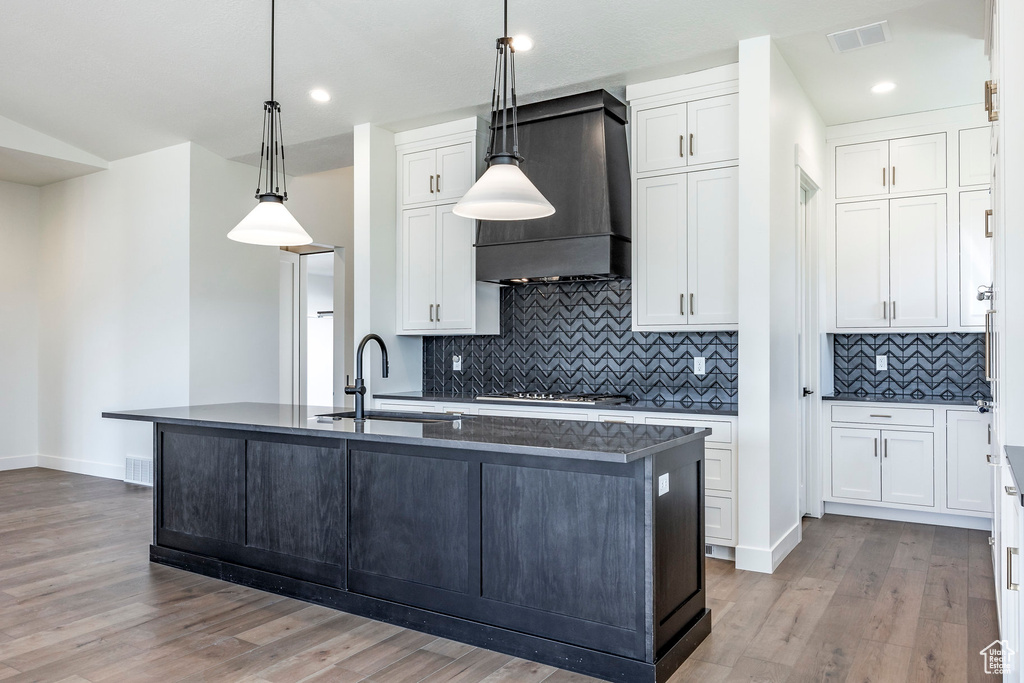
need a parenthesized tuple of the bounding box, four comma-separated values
(959, 127, 991, 187)
(889, 133, 947, 194)
(881, 430, 934, 507)
(946, 410, 994, 513)
(686, 94, 738, 167)
(635, 174, 688, 327)
(402, 149, 437, 206)
(436, 205, 475, 332)
(705, 448, 733, 492)
(889, 195, 947, 327)
(836, 200, 890, 328)
(960, 190, 993, 327)
(831, 428, 882, 501)
(705, 495, 734, 542)
(634, 103, 688, 173)
(435, 143, 475, 203)
(401, 207, 438, 330)
(835, 140, 889, 199)
(687, 167, 739, 325)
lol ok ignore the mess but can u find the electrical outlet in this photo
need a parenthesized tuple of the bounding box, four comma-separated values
(452, 355, 462, 372)
(876, 355, 887, 372)
(694, 357, 706, 375)
(658, 473, 670, 496)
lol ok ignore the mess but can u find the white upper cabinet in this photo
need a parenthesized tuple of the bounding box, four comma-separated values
(634, 174, 688, 327)
(960, 190, 993, 327)
(687, 167, 739, 325)
(686, 94, 739, 167)
(835, 141, 889, 199)
(436, 206, 475, 331)
(835, 134, 946, 199)
(959, 127, 992, 187)
(888, 134, 947, 194)
(634, 103, 688, 174)
(402, 149, 439, 206)
(881, 430, 935, 507)
(889, 194, 947, 327)
(400, 142, 474, 207)
(401, 207, 439, 332)
(946, 410, 994, 514)
(835, 200, 889, 328)
(633, 93, 738, 174)
(633, 168, 738, 330)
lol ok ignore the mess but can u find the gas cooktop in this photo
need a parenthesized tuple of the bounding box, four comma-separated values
(475, 392, 630, 406)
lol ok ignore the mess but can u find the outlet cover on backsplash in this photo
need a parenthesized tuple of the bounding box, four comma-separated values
(422, 278, 738, 409)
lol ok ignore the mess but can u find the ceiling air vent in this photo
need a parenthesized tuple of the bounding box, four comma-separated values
(827, 21, 892, 53)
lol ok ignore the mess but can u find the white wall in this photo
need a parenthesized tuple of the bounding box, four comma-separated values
(38, 144, 192, 479)
(188, 143, 280, 405)
(0, 181, 41, 469)
(737, 36, 826, 572)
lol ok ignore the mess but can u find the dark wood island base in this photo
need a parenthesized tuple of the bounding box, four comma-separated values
(104, 404, 711, 683)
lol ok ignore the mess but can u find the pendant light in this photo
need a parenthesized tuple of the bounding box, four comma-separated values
(453, 0, 554, 221)
(227, 0, 312, 246)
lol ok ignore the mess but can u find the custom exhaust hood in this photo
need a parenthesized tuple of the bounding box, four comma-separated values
(474, 90, 631, 284)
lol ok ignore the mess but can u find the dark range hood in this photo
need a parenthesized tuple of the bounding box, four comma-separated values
(475, 90, 631, 284)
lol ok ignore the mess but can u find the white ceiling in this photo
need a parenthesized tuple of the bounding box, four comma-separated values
(0, 0, 986, 177)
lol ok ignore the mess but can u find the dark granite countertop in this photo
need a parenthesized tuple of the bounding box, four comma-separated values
(374, 391, 739, 417)
(1006, 446, 1024, 506)
(821, 394, 979, 408)
(103, 402, 708, 465)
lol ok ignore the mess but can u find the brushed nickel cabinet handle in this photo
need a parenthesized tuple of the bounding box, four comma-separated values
(869, 414, 892, 418)
(436, 303, 440, 322)
(679, 135, 685, 158)
(430, 175, 435, 194)
(874, 438, 878, 458)
(680, 293, 686, 316)
(892, 301, 896, 320)
(986, 209, 994, 238)
(892, 167, 896, 186)
(1009, 547, 1020, 591)
(985, 309, 995, 381)
(436, 174, 441, 192)
(884, 438, 888, 458)
(882, 167, 886, 187)
(689, 134, 694, 157)
(690, 293, 695, 316)
(429, 304, 434, 322)
(883, 301, 887, 320)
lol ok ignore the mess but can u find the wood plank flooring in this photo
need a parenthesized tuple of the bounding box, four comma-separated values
(0, 468, 1000, 682)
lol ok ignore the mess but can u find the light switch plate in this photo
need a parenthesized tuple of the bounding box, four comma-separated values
(694, 357, 706, 375)
(452, 355, 462, 372)
(658, 473, 670, 496)
(876, 355, 887, 372)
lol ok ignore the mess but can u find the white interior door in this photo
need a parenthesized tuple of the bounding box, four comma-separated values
(401, 207, 438, 330)
(881, 430, 935, 507)
(889, 133, 947, 194)
(835, 141, 889, 199)
(835, 200, 889, 328)
(686, 94, 739, 166)
(687, 167, 738, 325)
(831, 428, 882, 501)
(960, 190, 994, 327)
(436, 205, 474, 332)
(959, 127, 992, 187)
(634, 103, 688, 173)
(946, 410, 994, 513)
(435, 143, 475, 203)
(402, 149, 436, 205)
(635, 174, 687, 326)
(889, 194, 947, 327)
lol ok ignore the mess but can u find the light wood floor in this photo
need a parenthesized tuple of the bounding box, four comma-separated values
(0, 468, 1000, 683)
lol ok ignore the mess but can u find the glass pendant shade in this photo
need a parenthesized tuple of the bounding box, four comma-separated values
(453, 161, 554, 220)
(228, 195, 312, 246)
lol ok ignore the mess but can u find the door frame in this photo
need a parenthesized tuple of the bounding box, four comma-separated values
(797, 154, 825, 519)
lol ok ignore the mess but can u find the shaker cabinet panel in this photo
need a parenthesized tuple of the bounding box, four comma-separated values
(888, 133, 947, 194)
(946, 411, 994, 514)
(435, 142, 475, 203)
(881, 430, 934, 507)
(960, 190, 993, 327)
(889, 195, 947, 327)
(831, 428, 882, 502)
(959, 127, 991, 187)
(687, 167, 738, 325)
(686, 94, 739, 167)
(402, 149, 438, 206)
(835, 200, 890, 328)
(635, 174, 688, 326)
(401, 207, 438, 331)
(835, 141, 889, 199)
(436, 206, 475, 331)
(634, 103, 688, 174)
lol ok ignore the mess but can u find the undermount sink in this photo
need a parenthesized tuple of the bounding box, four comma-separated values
(316, 410, 467, 424)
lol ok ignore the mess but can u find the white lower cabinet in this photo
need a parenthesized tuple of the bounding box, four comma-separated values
(947, 410, 994, 513)
(704, 495, 734, 543)
(880, 430, 934, 507)
(831, 428, 883, 501)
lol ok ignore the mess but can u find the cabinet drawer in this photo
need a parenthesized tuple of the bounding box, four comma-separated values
(705, 448, 733, 492)
(643, 416, 732, 443)
(476, 406, 582, 421)
(830, 405, 934, 427)
(597, 414, 635, 424)
(376, 401, 443, 413)
(705, 495, 734, 542)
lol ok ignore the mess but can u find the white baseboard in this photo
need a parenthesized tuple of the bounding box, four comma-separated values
(735, 520, 803, 574)
(36, 455, 123, 481)
(824, 501, 992, 531)
(0, 454, 39, 471)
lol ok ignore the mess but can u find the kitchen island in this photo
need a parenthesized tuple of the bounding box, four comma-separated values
(103, 402, 710, 683)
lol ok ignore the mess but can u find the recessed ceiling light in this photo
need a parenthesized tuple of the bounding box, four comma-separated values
(309, 89, 331, 102)
(871, 81, 896, 94)
(511, 34, 534, 52)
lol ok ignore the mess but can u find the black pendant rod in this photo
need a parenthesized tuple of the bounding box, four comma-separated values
(270, 0, 276, 103)
(501, 0, 508, 159)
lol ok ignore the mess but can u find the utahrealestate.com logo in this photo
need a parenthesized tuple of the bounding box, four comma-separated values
(980, 639, 1015, 675)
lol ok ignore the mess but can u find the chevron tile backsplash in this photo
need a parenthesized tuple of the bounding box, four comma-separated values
(422, 278, 738, 409)
(833, 333, 991, 403)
